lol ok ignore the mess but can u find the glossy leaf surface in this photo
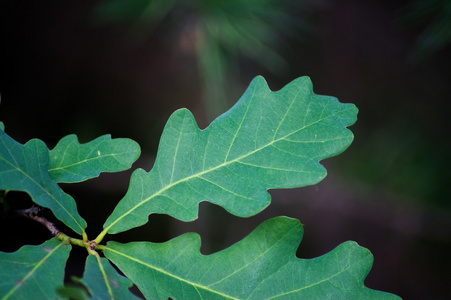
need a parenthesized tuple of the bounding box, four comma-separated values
(76, 254, 140, 299)
(49, 134, 140, 183)
(0, 130, 87, 234)
(104, 217, 400, 299)
(0, 238, 71, 300)
(103, 76, 357, 234)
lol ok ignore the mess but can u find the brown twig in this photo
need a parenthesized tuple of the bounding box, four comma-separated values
(14, 205, 94, 251)
(18, 206, 61, 237)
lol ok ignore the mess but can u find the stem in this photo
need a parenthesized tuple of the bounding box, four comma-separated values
(18, 205, 99, 254)
(94, 229, 108, 245)
(57, 232, 85, 247)
(95, 244, 107, 251)
(82, 231, 88, 242)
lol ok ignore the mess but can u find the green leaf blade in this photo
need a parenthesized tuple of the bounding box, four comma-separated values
(0, 131, 87, 234)
(49, 134, 141, 183)
(0, 238, 71, 300)
(103, 76, 358, 234)
(103, 217, 400, 299)
(76, 255, 140, 299)
(251, 242, 397, 300)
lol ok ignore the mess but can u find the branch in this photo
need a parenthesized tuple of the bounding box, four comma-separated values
(16, 205, 100, 253)
(17, 206, 61, 236)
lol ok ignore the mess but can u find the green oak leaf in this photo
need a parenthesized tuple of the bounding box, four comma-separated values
(74, 254, 140, 299)
(0, 122, 4, 131)
(101, 76, 357, 235)
(103, 217, 400, 299)
(48, 134, 141, 183)
(0, 130, 87, 234)
(0, 238, 71, 300)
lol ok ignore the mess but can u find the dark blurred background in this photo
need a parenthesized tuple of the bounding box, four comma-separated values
(1, 0, 451, 299)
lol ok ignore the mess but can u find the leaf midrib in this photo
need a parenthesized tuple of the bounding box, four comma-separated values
(95, 255, 115, 299)
(48, 151, 137, 172)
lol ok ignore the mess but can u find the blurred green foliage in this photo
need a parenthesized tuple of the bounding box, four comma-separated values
(400, 0, 451, 63)
(95, 0, 310, 119)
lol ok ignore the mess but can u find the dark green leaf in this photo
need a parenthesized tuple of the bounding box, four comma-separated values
(0, 130, 87, 234)
(0, 238, 71, 299)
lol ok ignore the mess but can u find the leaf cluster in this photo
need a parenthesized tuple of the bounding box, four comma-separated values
(0, 77, 400, 299)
